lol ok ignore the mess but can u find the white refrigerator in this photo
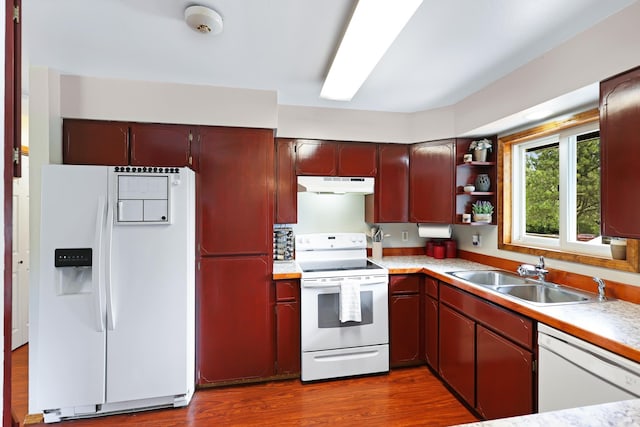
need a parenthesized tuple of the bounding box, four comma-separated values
(30, 165, 195, 423)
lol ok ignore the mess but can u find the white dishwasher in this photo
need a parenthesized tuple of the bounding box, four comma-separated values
(538, 323, 640, 412)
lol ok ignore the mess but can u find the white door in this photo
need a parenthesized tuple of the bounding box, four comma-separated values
(105, 169, 195, 403)
(12, 155, 29, 349)
(34, 165, 108, 411)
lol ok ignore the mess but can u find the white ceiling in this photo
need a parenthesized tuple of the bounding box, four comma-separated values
(23, 0, 636, 116)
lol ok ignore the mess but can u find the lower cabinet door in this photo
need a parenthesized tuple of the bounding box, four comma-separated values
(197, 255, 275, 384)
(476, 325, 534, 419)
(424, 296, 439, 370)
(389, 294, 421, 366)
(276, 301, 300, 375)
(439, 303, 475, 406)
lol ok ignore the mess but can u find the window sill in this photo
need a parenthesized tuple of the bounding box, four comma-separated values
(498, 240, 640, 273)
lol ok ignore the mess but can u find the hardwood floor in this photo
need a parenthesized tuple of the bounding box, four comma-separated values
(13, 345, 478, 426)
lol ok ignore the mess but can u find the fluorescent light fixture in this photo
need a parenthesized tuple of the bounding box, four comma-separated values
(524, 109, 553, 121)
(320, 0, 423, 101)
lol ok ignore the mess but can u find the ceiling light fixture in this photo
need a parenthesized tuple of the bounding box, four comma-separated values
(184, 5, 224, 35)
(320, 0, 423, 101)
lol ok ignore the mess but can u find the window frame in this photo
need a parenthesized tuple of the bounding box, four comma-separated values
(498, 108, 640, 273)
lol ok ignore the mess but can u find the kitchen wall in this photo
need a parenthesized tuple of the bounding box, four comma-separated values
(292, 192, 426, 248)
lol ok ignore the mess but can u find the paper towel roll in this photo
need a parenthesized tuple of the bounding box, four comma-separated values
(418, 224, 452, 238)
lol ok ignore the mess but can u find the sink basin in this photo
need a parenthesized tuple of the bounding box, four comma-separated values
(448, 270, 530, 286)
(447, 269, 600, 305)
(494, 284, 595, 305)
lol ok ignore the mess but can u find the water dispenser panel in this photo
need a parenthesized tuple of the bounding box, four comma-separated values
(55, 248, 92, 267)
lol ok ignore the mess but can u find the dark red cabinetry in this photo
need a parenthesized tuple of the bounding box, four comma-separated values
(295, 139, 377, 177)
(389, 275, 422, 367)
(130, 122, 192, 167)
(337, 142, 378, 176)
(197, 126, 274, 256)
(275, 280, 300, 375)
(63, 119, 194, 168)
(423, 277, 439, 370)
(295, 139, 338, 175)
(600, 65, 640, 238)
(438, 283, 535, 419)
(409, 139, 455, 223)
(275, 138, 297, 224)
(63, 119, 129, 165)
(197, 256, 275, 383)
(365, 144, 409, 223)
(476, 325, 534, 419)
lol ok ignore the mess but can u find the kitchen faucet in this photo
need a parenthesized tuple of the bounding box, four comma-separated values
(517, 256, 549, 282)
(593, 277, 607, 301)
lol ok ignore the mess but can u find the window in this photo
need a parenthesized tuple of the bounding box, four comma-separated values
(511, 122, 608, 257)
(499, 108, 640, 272)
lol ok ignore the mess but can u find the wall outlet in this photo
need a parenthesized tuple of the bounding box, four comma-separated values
(472, 233, 481, 247)
(401, 230, 409, 241)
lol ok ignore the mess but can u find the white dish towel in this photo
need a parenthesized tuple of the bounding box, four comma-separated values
(339, 280, 362, 323)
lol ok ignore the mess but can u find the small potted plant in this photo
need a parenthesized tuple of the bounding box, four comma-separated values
(468, 138, 493, 162)
(472, 200, 494, 223)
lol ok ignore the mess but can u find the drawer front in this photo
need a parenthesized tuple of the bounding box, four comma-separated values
(440, 284, 533, 349)
(390, 275, 421, 295)
(276, 280, 299, 302)
(424, 276, 439, 299)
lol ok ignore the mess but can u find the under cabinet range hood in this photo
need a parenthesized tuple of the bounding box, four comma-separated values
(297, 176, 374, 194)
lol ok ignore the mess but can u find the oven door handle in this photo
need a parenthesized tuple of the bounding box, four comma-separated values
(302, 279, 387, 289)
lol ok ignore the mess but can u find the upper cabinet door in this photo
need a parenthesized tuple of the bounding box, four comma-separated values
(366, 144, 409, 223)
(130, 123, 192, 167)
(275, 138, 297, 224)
(338, 142, 377, 177)
(600, 65, 640, 238)
(409, 139, 455, 223)
(197, 126, 274, 256)
(295, 140, 338, 176)
(63, 119, 129, 165)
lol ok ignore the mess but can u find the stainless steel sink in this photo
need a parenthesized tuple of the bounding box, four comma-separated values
(446, 269, 599, 305)
(493, 284, 595, 305)
(447, 270, 530, 286)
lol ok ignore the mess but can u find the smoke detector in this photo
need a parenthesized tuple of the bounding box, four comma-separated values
(184, 5, 223, 35)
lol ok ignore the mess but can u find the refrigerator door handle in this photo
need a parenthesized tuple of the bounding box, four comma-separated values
(93, 196, 106, 332)
(106, 200, 117, 330)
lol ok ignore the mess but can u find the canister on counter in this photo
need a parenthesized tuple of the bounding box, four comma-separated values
(426, 241, 435, 257)
(433, 244, 445, 259)
(444, 239, 457, 258)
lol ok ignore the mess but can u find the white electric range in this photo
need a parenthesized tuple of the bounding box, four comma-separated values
(296, 233, 389, 382)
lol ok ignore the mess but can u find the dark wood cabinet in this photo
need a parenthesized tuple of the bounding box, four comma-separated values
(389, 274, 422, 367)
(365, 144, 409, 223)
(295, 139, 338, 175)
(337, 142, 378, 176)
(63, 119, 129, 165)
(454, 137, 497, 225)
(476, 325, 534, 419)
(600, 65, 640, 238)
(197, 256, 275, 384)
(130, 122, 192, 167)
(438, 283, 535, 419)
(197, 126, 274, 256)
(63, 119, 195, 168)
(438, 303, 476, 404)
(423, 277, 439, 370)
(295, 139, 377, 177)
(275, 138, 297, 224)
(275, 280, 300, 375)
(409, 139, 455, 223)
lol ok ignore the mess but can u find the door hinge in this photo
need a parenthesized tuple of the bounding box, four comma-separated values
(13, 5, 19, 23)
(532, 359, 537, 373)
(13, 147, 20, 164)
(189, 132, 193, 142)
(188, 155, 193, 165)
